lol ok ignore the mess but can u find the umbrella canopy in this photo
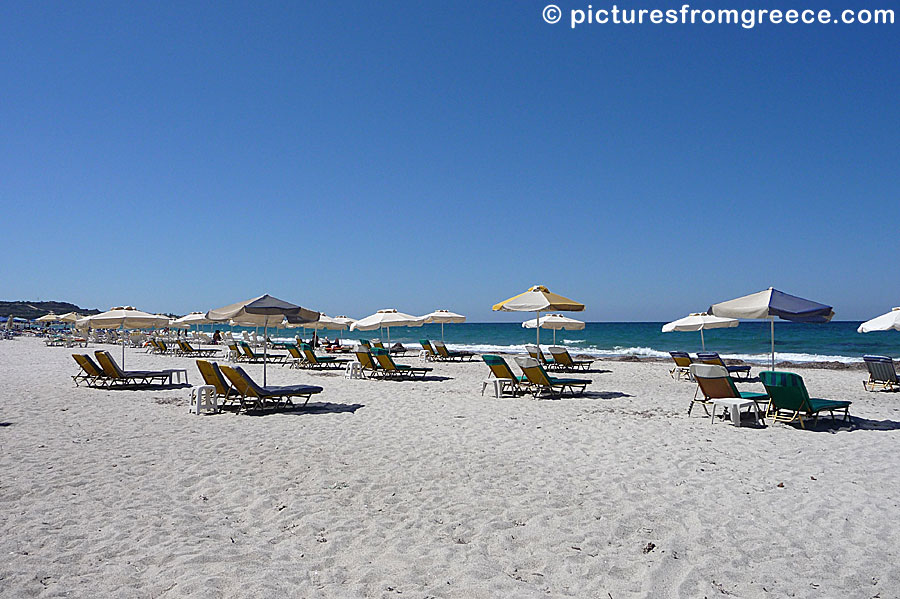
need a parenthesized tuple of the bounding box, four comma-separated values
(423, 309, 466, 341)
(286, 314, 347, 331)
(492, 285, 585, 313)
(88, 307, 171, 329)
(350, 309, 425, 345)
(493, 285, 585, 346)
(58, 312, 82, 323)
(858, 307, 900, 333)
(662, 312, 738, 350)
(174, 312, 213, 326)
(709, 288, 834, 369)
(207, 294, 319, 384)
(331, 315, 357, 327)
(522, 313, 585, 344)
(86, 307, 171, 367)
(36, 313, 59, 323)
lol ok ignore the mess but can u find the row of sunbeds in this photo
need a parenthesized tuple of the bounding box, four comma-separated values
(481, 354, 592, 399)
(73, 351, 187, 388)
(148, 338, 220, 358)
(668, 351, 752, 381)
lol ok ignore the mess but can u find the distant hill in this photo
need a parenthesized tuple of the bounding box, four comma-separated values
(0, 300, 101, 320)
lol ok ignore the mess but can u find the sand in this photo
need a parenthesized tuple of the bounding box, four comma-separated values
(1, 336, 899, 598)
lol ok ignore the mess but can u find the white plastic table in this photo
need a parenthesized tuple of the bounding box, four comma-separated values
(710, 398, 762, 427)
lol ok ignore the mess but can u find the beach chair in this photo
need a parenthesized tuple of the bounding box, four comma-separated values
(358, 339, 372, 349)
(759, 371, 852, 429)
(696, 352, 751, 380)
(94, 350, 181, 387)
(525, 345, 556, 368)
(226, 342, 243, 362)
(195, 359, 241, 409)
(354, 348, 385, 379)
(371, 348, 433, 380)
(239, 342, 286, 364)
(433, 340, 476, 361)
(514, 357, 591, 399)
(689, 364, 768, 423)
(862, 355, 900, 392)
(547, 346, 592, 371)
(72, 354, 110, 387)
(219, 365, 323, 413)
(481, 354, 529, 396)
(668, 351, 694, 381)
(298, 343, 352, 370)
(178, 340, 218, 358)
(419, 339, 438, 361)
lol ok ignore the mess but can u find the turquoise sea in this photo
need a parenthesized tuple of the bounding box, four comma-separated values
(252, 321, 898, 364)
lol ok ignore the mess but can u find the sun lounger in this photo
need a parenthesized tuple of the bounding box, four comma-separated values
(481, 354, 529, 396)
(354, 348, 385, 379)
(178, 340, 218, 358)
(547, 347, 592, 371)
(668, 351, 694, 381)
(94, 350, 186, 387)
(72, 354, 110, 387)
(195, 359, 241, 409)
(696, 352, 751, 380)
(219, 365, 323, 413)
(433, 340, 476, 361)
(239, 342, 286, 363)
(862, 355, 900, 392)
(371, 348, 433, 380)
(759, 371, 852, 428)
(358, 339, 372, 349)
(689, 364, 768, 422)
(525, 345, 555, 367)
(296, 343, 352, 370)
(419, 340, 438, 361)
(514, 357, 591, 399)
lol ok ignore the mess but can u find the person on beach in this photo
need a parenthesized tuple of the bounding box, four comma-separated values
(212, 330, 221, 344)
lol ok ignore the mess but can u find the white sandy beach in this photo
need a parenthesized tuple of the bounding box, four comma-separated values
(1, 336, 899, 598)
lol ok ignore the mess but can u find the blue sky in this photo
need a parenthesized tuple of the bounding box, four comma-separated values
(2, 1, 897, 321)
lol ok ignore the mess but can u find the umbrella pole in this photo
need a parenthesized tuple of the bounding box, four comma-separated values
(264, 324, 268, 386)
(121, 324, 126, 368)
(700, 328, 705, 351)
(770, 318, 775, 371)
(536, 312, 540, 348)
(553, 328, 556, 344)
(441, 322, 445, 342)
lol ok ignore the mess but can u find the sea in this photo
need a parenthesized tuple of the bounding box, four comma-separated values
(231, 321, 899, 364)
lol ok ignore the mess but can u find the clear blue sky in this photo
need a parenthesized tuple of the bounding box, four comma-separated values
(2, 1, 897, 321)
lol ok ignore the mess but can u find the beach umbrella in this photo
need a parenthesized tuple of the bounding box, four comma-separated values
(36, 313, 59, 323)
(86, 307, 171, 366)
(522, 313, 585, 345)
(662, 312, 739, 351)
(709, 287, 834, 370)
(286, 314, 347, 343)
(206, 294, 319, 385)
(350, 309, 425, 346)
(174, 312, 212, 338)
(5, 315, 14, 330)
(58, 312, 82, 323)
(330, 316, 357, 341)
(493, 285, 585, 347)
(423, 309, 466, 341)
(858, 307, 900, 333)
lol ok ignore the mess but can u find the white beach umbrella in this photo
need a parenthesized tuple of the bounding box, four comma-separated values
(87, 307, 171, 366)
(174, 312, 213, 326)
(350, 309, 425, 346)
(662, 312, 738, 351)
(522, 313, 585, 344)
(36, 313, 59, 323)
(423, 309, 466, 341)
(207, 294, 319, 385)
(858, 307, 900, 333)
(286, 314, 347, 342)
(58, 312, 82, 323)
(493, 285, 585, 347)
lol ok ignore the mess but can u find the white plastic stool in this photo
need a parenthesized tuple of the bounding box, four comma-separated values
(345, 361, 363, 379)
(481, 378, 505, 398)
(190, 385, 218, 414)
(418, 349, 429, 361)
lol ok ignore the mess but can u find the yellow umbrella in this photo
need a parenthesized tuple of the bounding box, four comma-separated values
(493, 285, 585, 346)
